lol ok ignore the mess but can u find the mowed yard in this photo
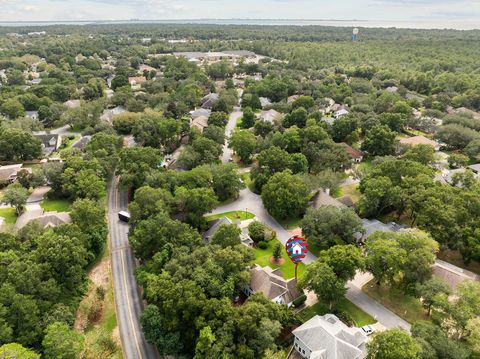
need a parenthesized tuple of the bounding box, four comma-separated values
(253, 239, 305, 279)
(40, 198, 73, 212)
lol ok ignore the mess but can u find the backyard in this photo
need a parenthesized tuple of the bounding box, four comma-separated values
(40, 198, 73, 212)
(253, 239, 305, 279)
(0, 208, 16, 224)
(298, 298, 376, 327)
(362, 280, 428, 323)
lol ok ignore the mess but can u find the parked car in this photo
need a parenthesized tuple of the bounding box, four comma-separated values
(118, 210, 131, 223)
(361, 325, 375, 336)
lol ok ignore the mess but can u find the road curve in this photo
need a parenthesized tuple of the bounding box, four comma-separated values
(107, 177, 159, 359)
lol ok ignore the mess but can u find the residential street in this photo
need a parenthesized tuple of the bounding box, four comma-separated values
(207, 187, 411, 331)
(107, 178, 159, 359)
(220, 106, 242, 163)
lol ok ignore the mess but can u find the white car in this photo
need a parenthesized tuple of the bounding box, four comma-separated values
(361, 325, 375, 336)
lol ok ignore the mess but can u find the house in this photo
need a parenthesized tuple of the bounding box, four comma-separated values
(72, 136, 92, 150)
(34, 134, 61, 155)
(355, 218, 407, 243)
(128, 76, 147, 88)
(385, 86, 399, 93)
(334, 108, 350, 119)
(399, 135, 440, 151)
(288, 95, 299, 104)
(63, 99, 81, 109)
(259, 97, 272, 109)
(190, 108, 211, 119)
(339, 143, 363, 162)
(468, 164, 480, 175)
(191, 115, 209, 132)
(100, 106, 126, 123)
(26, 111, 39, 120)
(244, 265, 301, 307)
(203, 216, 254, 247)
(311, 190, 344, 209)
(257, 109, 282, 124)
(201, 93, 219, 109)
(139, 64, 156, 73)
(292, 314, 367, 359)
(322, 117, 335, 126)
(433, 168, 477, 186)
(17, 212, 71, 230)
(0, 164, 26, 184)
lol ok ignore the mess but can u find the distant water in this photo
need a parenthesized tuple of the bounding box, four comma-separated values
(0, 19, 478, 30)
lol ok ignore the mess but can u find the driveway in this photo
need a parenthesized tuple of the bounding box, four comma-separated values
(27, 186, 51, 203)
(208, 187, 411, 331)
(221, 107, 242, 163)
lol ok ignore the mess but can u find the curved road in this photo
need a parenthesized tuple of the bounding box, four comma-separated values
(107, 178, 159, 359)
(207, 188, 410, 331)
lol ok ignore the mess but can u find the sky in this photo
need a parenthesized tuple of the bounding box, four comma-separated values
(0, 0, 479, 29)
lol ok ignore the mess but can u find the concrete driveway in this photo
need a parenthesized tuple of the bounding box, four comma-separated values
(221, 107, 243, 164)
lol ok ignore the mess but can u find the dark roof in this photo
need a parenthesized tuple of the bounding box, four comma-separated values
(339, 143, 363, 159)
(72, 136, 92, 150)
(311, 190, 344, 209)
(34, 134, 59, 147)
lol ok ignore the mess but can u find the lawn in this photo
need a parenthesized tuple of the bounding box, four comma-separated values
(298, 298, 376, 327)
(64, 135, 81, 148)
(362, 279, 428, 323)
(205, 210, 255, 222)
(356, 160, 374, 174)
(0, 208, 16, 224)
(241, 172, 256, 193)
(254, 239, 305, 279)
(41, 198, 73, 212)
(336, 183, 361, 203)
(278, 216, 302, 230)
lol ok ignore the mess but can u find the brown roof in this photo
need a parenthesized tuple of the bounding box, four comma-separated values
(191, 115, 209, 132)
(0, 164, 24, 182)
(399, 135, 439, 148)
(311, 190, 344, 209)
(250, 265, 300, 305)
(339, 143, 363, 159)
(128, 76, 147, 85)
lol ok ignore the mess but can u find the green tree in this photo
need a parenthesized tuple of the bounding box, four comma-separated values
(1, 184, 29, 215)
(194, 326, 216, 359)
(362, 124, 397, 156)
(208, 112, 229, 127)
(209, 163, 245, 201)
(211, 224, 241, 248)
(466, 317, 480, 354)
(248, 221, 267, 243)
(404, 144, 436, 166)
(229, 130, 257, 163)
(0, 343, 39, 359)
(415, 278, 451, 316)
(0, 98, 25, 119)
(111, 75, 129, 90)
(241, 107, 256, 129)
(299, 261, 346, 309)
(0, 128, 42, 161)
(261, 170, 309, 219)
(42, 322, 83, 359)
(175, 187, 218, 228)
(301, 206, 364, 249)
(319, 245, 365, 281)
(448, 153, 469, 169)
(367, 329, 421, 359)
(272, 242, 282, 261)
(283, 107, 308, 128)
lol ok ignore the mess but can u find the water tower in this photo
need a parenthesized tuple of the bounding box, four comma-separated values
(352, 28, 359, 41)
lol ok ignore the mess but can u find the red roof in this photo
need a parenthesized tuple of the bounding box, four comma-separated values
(339, 142, 363, 159)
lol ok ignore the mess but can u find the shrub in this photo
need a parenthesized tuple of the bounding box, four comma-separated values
(258, 241, 268, 249)
(292, 294, 307, 308)
(248, 221, 266, 243)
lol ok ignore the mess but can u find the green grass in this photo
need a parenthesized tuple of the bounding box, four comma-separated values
(41, 198, 73, 212)
(0, 208, 16, 224)
(298, 298, 376, 327)
(236, 116, 243, 128)
(278, 216, 302, 230)
(65, 135, 81, 148)
(205, 210, 255, 222)
(335, 183, 361, 203)
(253, 239, 305, 279)
(362, 280, 428, 323)
(241, 172, 256, 193)
(357, 160, 373, 174)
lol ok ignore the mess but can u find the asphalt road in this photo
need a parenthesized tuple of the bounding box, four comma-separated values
(107, 177, 159, 359)
(208, 187, 411, 331)
(221, 106, 242, 163)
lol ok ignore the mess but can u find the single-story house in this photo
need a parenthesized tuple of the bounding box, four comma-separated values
(399, 135, 440, 151)
(201, 93, 219, 109)
(257, 109, 282, 124)
(34, 134, 61, 155)
(334, 108, 350, 119)
(311, 190, 344, 209)
(292, 314, 367, 359)
(288, 95, 299, 104)
(434, 168, 478, 186)
(139, 64, 156, 73)
(191, 115, 209, 133)
(0, 164, 26, 183)
(128, 76, 147, 88)
(72, 136, 92, 150)
(322, 117, 335, 126)
(17, 212, 71, 230)
(190, 108, 211, 119)
(385, 86, 399, 93)
(244, 265, 301, 307)
(355, 218, 407, 243)
(339, 143, 363, 162)
(63, 99, 81, 109)
(100, 106, 126, 123)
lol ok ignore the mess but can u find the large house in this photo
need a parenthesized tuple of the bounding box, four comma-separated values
(339, 143, 363, 163)
(190, 116, 209, 133)
(17, 212, 71, 230)
(257, 109, 282, 124)
(292, 314, 367, 359)
(355, 218, 407, 243)
(203, 216, 254, 247)
(244, 265, 301, 307)
(201, 93, 219, 109)
(310, 190, 355, 210)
